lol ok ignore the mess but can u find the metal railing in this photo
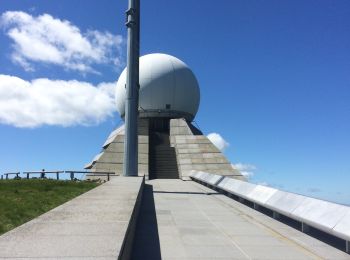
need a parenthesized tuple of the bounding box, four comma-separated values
(1, 170, 117, 181)
(23, 171, 64, 180)
(66, 171, 116, 181)
(2, 172, 20, 180)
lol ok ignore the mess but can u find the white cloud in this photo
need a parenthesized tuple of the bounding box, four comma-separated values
(231, 163, 256, 179)
(1, 11, 124, 73)
(207, 132, 229, 151)
(0, 74, 117, 128)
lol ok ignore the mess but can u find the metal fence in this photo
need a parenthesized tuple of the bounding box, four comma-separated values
(1, 170, 117, 181)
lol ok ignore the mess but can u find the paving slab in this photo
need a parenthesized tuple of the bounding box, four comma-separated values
(133, 179, 350, 260)
(0, 176, 144, 259)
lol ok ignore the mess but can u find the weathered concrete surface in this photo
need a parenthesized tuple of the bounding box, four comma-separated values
(134, 179, 350, 259)
(86, 119, 149, 178)
(86, 118, 245, 181)
(0, 176, 144, 259)
(169, 119, 244, 180)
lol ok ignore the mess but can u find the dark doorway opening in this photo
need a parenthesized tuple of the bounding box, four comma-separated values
(148, 118, 179, 179)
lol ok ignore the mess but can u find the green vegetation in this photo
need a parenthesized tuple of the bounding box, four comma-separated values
(0, 179, 99, 235)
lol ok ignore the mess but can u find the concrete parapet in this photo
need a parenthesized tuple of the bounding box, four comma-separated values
(191, 171, 350, 254)
(0, 176, 145, 259)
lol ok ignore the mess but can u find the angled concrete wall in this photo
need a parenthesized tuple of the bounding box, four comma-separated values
(170, 119, 244, 180)
(85, 119, 149, 178)
(191, 171, 350, 253)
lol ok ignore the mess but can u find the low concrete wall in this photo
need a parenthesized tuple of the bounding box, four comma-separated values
(0, 176, 145, 259)
(118, 177, 144, 260)
(191, 171, 350, 254)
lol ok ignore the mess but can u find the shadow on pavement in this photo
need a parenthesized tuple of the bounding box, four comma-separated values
(131, 184, 161, 260)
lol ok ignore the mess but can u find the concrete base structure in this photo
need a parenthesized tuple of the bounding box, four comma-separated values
(85, 118, 243, 181)
(85, 119, 149, 179)
(170, 119, 243, 180)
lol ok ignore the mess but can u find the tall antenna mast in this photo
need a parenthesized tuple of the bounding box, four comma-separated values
(123, 0, 140, 176)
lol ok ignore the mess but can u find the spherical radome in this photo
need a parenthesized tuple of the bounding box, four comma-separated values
(115, 53, 200, 121)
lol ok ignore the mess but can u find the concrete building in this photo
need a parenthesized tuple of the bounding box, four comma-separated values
(85, 53, 243, 180)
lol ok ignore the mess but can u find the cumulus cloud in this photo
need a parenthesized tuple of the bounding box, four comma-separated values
(231, 163, 256, 179)
(0, 74, 117, 127)
(1, 11, 124, 73)
(207, 132, 229, 151)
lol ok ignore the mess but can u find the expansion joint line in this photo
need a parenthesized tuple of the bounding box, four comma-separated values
(189, 183, 252, 259)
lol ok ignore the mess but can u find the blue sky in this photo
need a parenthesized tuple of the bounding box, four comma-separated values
(0, 0, 349, 205)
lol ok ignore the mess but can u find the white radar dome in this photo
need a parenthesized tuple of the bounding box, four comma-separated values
(115, 53, 200, 121)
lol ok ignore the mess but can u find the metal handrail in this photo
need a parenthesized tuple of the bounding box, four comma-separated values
(23, 171, 64, 180)
(1, 170, 117, 181)
(68, 171, 117, 181)
(2, 172, 20, 180)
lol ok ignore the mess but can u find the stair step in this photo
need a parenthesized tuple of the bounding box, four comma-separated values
(149, 130, 179, 180)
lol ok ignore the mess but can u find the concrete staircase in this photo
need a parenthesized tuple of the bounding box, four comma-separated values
(149, 132, 179, 179)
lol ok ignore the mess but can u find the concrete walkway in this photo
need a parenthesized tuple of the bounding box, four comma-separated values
(132, 179, 350, 260)
(0, 177, 144, 259)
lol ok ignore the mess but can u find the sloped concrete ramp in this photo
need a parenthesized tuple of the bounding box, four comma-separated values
(132, 179, 350, 260)
(0, 177, 144, 259)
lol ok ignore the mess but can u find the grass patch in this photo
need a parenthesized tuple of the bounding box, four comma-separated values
(0, 179, 99, 235)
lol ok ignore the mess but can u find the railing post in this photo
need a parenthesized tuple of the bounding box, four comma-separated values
(16, 172, 19, 178)
(108, 173, 110, 181)
(56, 172, 59, 180)
(27, 173, 29, 179)
(41, 169, 45, 179)
(6, 174, 8, 180)
(302, 222, 309, 233)
(70, 172, 74, 181)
